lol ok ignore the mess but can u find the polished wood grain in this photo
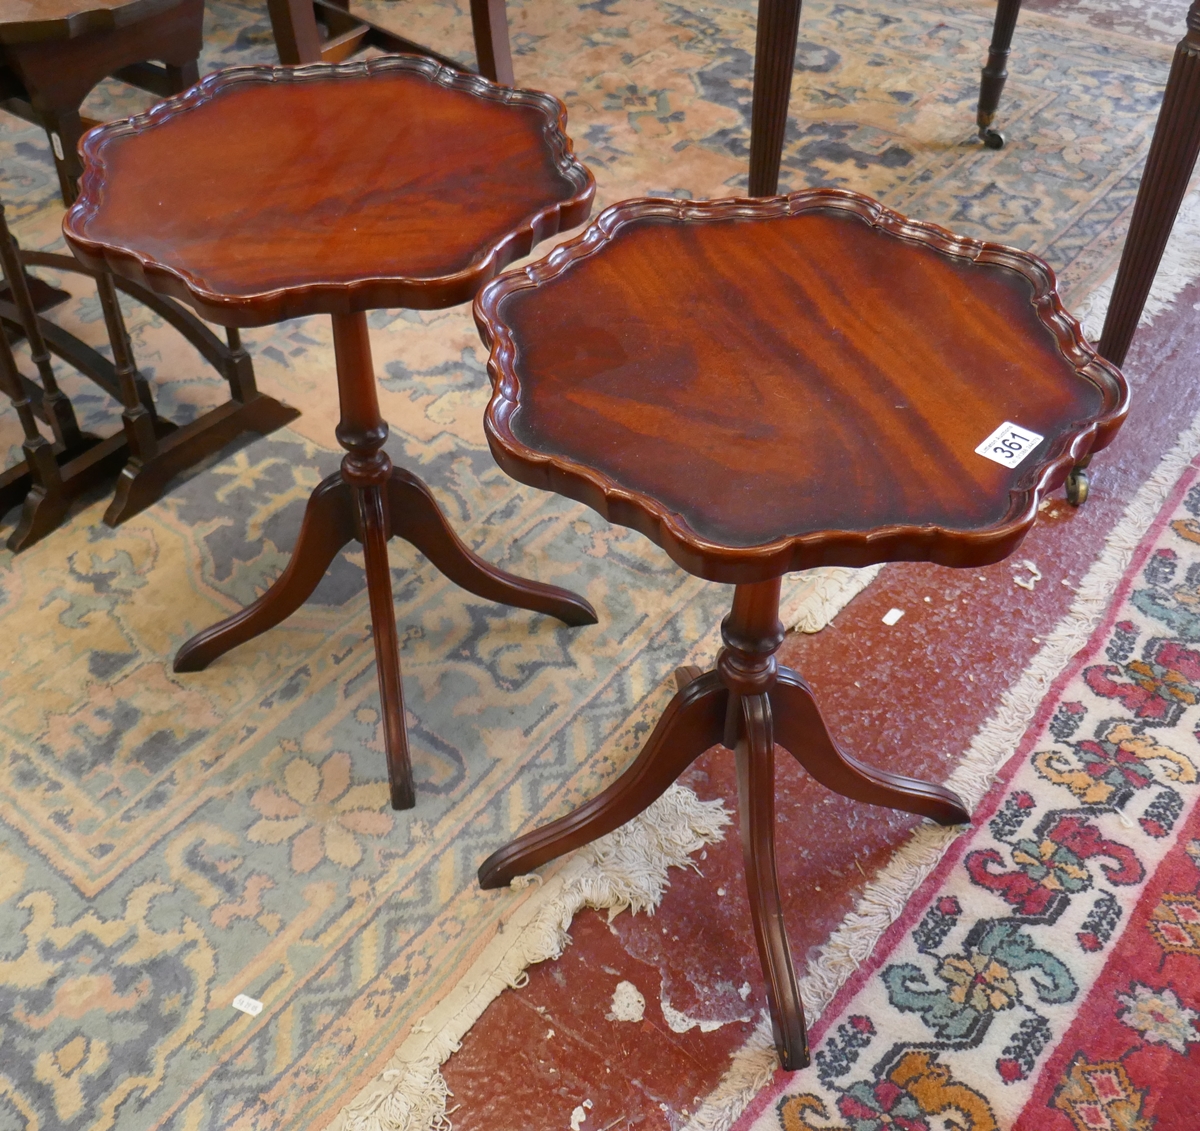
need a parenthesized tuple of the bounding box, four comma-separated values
(476, 190, 1127, 584)
(64, 57, 595, 326)
(476, 186, 1125, 1069)
(68, 61, 599, 806)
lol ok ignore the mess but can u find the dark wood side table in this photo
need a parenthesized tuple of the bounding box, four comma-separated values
(64, 58, 598, 810)
(473, 189, 1128, 1068)
(2, 0, 300, 535)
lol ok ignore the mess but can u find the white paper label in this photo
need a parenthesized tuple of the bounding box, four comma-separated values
(50, 132, 65, 161)
(232, 994, 263, 1016)
(975, 422, 1044, 468)
(881, 607, 905, 626)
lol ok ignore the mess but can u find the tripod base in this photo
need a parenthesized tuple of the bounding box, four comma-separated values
(175, 463, 596, 810)
(478, 578, 969, 1070)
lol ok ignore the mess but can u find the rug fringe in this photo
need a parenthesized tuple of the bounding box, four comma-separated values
(681, 326, 1200, 1131)
(334, 784, 730, 1131)
(780, 565, 882, 634)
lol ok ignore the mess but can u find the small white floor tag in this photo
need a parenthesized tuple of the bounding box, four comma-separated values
(975, 422, 1044, 468)
(232, 994, 263, 1016)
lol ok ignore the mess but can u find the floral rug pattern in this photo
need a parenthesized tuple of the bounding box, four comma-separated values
(740, 465, 1200, 1130)
(0, 0, 1183, 1127)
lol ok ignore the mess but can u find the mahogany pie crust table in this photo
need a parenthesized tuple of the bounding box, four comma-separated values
(64, 57, 598, 811)
(472, 189, 1129, 1069)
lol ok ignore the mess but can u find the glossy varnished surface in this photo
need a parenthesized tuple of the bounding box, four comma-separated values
(0, 0, 178, 42)
(63, 58, 595, 325)
(476, 192, 1127, 582)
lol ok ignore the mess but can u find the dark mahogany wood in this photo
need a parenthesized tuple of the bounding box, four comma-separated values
(65, 59, 595, 326)
(480, 577, 970, 1069)
(475, 187, 1125, 1068)
(976, 0, 1022, 149)
(1, 0, 298, 538)
(267, 0, 513, 87)
(1099, 0, 1200, 369)
(65, 60, 597, 807)
(0, 0, 202, 200)
(476, 190, 1127, 584)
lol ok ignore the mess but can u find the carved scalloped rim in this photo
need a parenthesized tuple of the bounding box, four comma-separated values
(63, 56, 596, 325)
(474, 189, 1130, 582)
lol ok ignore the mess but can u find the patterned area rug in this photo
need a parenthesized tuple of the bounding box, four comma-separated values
(0, 0, 1182, 1128)
(734, 417, 1200, 1129)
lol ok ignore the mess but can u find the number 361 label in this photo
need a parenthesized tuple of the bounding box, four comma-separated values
(975, 422, 1044, 468)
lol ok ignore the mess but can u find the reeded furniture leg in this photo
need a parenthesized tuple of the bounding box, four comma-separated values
(770, 669, 970, 824)
(976, 0, 1023, 149)
(386, 465, 596, 627)
(1098, 0, 1200, 368)
(478, 672, 728, 886)
(173, 472, 356, 671)
(734, 691, 808, 1069)
(748, 0, 804, 196)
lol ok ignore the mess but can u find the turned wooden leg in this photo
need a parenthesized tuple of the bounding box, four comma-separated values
(0, 313, 69, 548)
(469, 0, 514, 85)
(477, 671, 728, 887)
(386, 465, 596, 628)
(748, 0, 804, 196)
(976, 0, 1023, 149)
(1099, 0, 1200, 368)
(173, 471, 357, 672)
(0, 202, 86, 451)
(734, 691, 809, 1070)
(769, 669, 970, 824)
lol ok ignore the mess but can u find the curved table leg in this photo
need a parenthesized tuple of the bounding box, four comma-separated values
(359, 479, 415, 810)
(387, 465, 597, 627)
(770, 667, 970, 825)
(174, 471, 356, 672)
(976, 0, 1023, 149)
(478, 672, 728, 887)
(735, 691, 809, 1070)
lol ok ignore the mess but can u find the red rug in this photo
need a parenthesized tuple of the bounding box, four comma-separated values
(734, 450, 1200, 1129)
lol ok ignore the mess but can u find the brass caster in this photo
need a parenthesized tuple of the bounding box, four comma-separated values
(980, 127, 1005, 150)
(1066, 467, 1089, 506)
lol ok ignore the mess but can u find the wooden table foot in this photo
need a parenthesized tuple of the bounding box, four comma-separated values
(479, 578, 971, 1069)
(103, 391, 299, 526)
(174, 470, 357, 672)
(386, 464, 596, 627)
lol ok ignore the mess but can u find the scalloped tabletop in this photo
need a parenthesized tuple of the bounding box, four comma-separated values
(63, 59, 595, 325)
(475, 191, 1128, 582)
